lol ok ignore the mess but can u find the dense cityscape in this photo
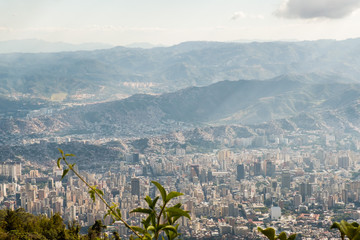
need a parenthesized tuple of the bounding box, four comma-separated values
(2, 2, 360, 238)
(1, 126, 359, 239)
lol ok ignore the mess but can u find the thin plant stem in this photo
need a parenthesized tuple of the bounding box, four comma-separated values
(62, 156, 142, 239)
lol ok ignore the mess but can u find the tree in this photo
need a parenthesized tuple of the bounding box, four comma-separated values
(0, 208, 70, 239)
(67, 220, 81, 240)
(4, 209, 23, 232)
(88, 220, 107, 239)
(42, 213, 66, 240)
(112, 232, 121, 240)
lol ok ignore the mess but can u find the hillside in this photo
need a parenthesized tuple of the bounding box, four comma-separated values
(1, 76, 360, 143)
(0, 39, 360, 101)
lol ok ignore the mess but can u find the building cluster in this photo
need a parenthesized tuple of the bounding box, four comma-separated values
(2, 136, 360, 239)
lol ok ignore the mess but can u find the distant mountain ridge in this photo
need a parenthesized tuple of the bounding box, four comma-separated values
(1, 39, 360, 101)
(0, 39, 113, 53)
(2, 76, 360, 142)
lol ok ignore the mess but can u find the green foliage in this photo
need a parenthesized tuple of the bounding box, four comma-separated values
(0, 208, 75, 240)
(67, 220, 81, 240)
(57, 149, 190, 240)
(257, 227, 296, 240)
(128, 181, 190, 240)
(331, 220, 360, 240)
(88, 220, 107, 240)
(112, 231, 121, 240)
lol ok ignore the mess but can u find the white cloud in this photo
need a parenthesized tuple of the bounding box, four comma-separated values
(231, 11, 264, 20)
(275, 0, 360, 19)
(231, 11, 247, 20)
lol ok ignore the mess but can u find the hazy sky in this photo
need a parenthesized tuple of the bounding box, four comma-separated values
(1, 0, 360, 46)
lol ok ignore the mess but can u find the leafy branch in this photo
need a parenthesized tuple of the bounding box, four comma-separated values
(130, 181, 190, 240)
(257, 227, 296, 240)
(57, 148, 190, 240)
(57, 148, 141, 239)
(331, 220, 360, 240)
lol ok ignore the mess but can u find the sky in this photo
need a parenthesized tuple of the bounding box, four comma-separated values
(0, 0, 360, 46)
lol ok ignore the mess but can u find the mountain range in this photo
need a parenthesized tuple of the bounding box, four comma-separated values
(1, 75, 360, 142)
(0, 39, 114, 54)
(1, 39, 360, 101)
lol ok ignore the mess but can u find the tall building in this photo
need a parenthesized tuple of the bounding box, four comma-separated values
(294, 194, 302, 208)
(254, 162, 262, 176)
(338, 156, 350, 169)
(237, 164, 245, 181)
(131, 178, 140, 197)
(48, 178, 54, 190)
(207, 170, 213, 182)
(281, 171, 291, 189)
(218, 150, 232, 171)
(200, 169, 207, 183)
(133, 153, 140, 163)
(218, 149, 232, 161)
(190, 165, 200, 182)
(265, 161, 275, 177)
(300, 182, 313, 202)
(0, 161, 21, 181)
(272, 181, 278, 191)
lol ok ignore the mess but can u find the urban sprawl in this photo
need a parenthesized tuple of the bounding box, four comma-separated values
(1, 132, 360, 239)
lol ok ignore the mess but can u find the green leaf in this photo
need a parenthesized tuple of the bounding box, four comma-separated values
(143, 233, 152, 240)
(168, 231, 179, 240)
(147, 226, 156, 233)
(116, 209, 122, 219)
(161, 225, 177, 233)
(130, 208, 153, 214)
(58, 148, 64, 156)
(151, 196, 159, 209)
(110, 203, 118, 209)
(166, 207, 191, 219)
(331, 222, 345, 239)
(95, 188, 104, 196)
(142, 215, 151, 228)
(104, 210, 111, 219)
(276, 232, 287, 240)
(165, 192, 183, 203)
(104, 210, 116, 224)
(331, 222, 341, 230)
(150, 213, 156, 226)
(65, 153, 75, 157)
(61, 168, 69, 180)
(173, 203, 182, 208)
(166, 225, 180, 240)
(69, 163, 76, 170)
(89, 190, 96, 202)
(57, 158, 62, 168)
(151, 181, 167, 203)
(340, 220, 357, 238)
(353, 227, 360, 240)
(130, 226, 146, 234)
(258, 227, 276, 240)
(168, 214, 184, 225)
(288, 234, 297, 240)
(353, 233, 360, 240)
(145, 196, 152, 206)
